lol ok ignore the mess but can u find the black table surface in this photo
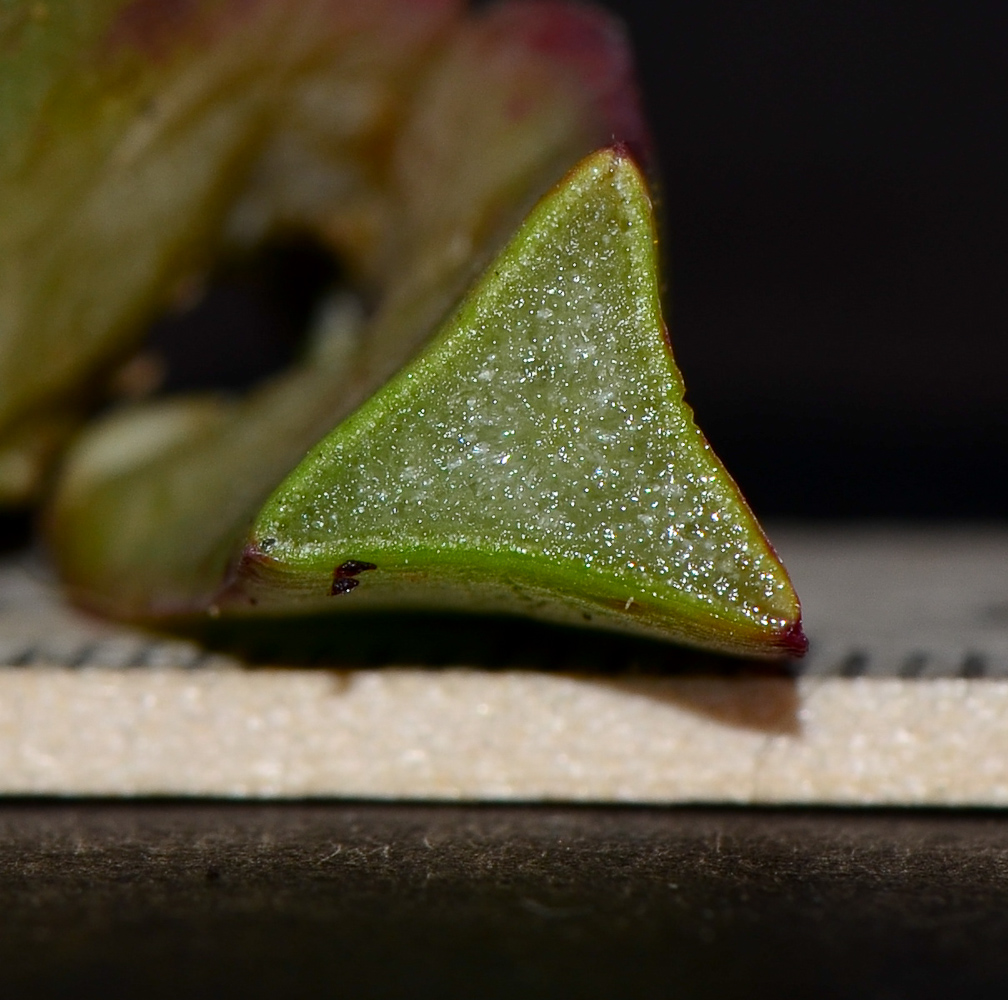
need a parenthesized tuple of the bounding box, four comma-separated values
(1, 801, 1006, 998)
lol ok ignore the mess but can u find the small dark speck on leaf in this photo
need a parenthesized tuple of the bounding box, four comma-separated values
(330, 560, 377, 596)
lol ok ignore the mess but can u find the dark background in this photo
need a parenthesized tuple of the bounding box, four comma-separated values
(598, 0, 1007, 517)
(154, 0, 1007, 520)
(12, 0, 999, 531)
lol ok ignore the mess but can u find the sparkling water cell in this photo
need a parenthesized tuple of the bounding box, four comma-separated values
(241, 149, 805, 656)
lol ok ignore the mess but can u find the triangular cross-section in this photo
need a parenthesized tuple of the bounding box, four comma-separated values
(234, 148, 806, 656)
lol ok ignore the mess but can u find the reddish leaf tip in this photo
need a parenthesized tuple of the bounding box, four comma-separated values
(779, 619, 809, 657)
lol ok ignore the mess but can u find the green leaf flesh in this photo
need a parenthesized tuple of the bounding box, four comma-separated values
(235, 148, 805, 657)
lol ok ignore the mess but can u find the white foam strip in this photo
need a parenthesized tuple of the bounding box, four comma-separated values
(0, 666, 1006, 803)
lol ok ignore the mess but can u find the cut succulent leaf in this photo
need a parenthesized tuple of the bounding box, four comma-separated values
(44, 2, 646, 617)
(230, 148, 805, 657)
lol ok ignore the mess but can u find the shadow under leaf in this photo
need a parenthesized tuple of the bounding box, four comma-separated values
(177, 610, 801, 735)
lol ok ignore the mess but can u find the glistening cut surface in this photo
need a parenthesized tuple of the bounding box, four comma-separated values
(254, 151, 799, 646)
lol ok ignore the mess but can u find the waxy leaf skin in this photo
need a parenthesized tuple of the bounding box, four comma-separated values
(234, 149, 806, 657)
